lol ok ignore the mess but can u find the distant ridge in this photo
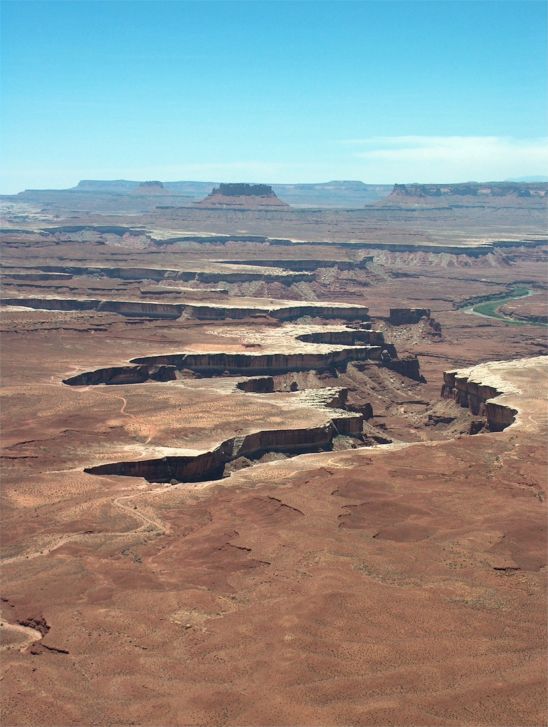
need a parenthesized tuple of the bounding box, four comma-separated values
(67, 179, 392, 206)
(389, 181, 548, 201)
(506, 176, 548, 183)
(74, 179, 215, 196)
(8, 179, 546, 210)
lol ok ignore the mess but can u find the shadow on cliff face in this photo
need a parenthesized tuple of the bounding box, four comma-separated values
(74, 356, 489, 487)
(62, 349, 386, 385)
(84, 422, 365, 485)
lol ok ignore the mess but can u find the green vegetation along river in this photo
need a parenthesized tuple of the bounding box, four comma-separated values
(463, 285, 547, 326)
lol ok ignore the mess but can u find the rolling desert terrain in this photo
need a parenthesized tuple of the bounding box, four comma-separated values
(1, 182, 547, 726)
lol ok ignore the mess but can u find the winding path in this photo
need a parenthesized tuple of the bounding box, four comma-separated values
(0, 619, 44, 653)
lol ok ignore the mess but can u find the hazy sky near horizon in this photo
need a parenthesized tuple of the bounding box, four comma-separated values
(1, 0, 547, 193)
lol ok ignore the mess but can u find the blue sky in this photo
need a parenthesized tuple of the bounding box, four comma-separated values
(1, 0, 547, 192)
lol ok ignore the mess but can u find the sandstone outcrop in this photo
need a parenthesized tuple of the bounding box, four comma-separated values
(390, 182, 548, 200)
(85, 422, 336, 483)
(0, 271, 73, 282)
(384, 355, 423, 382)
(184, 302, 370, 322)
(442, 366, 518, 431)
(389, 308, 431, 325)
(85, 387, 363, 484)
(296, 330, 385, 346)
(236, 377, 275, 393)
(2, 263, 311, 285)
(62, 320, 424, 387)
(1, 297, 183, 319)
(195, 183, 290, 209)
(216, 257, 373, 272)
(131, 347, 382, 375)
(1, 296, 370, 322)
(64, 364, 177, 387)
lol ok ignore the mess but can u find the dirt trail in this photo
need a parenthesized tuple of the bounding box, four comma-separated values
(78, 387, 158, 443)
(0, 619, 43, 653)
(1, 487, 165, 567)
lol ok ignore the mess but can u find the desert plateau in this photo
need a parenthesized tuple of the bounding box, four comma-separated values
(0, 179, 547, 726)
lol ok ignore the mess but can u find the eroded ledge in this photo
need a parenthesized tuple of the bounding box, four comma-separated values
(1, 295, 370, 323)
(441, 362, 526, 432)
(63, 346, 383, 384)
(84, 388, 364, 485)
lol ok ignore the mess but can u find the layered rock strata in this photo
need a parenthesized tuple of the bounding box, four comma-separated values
(64, 345, 383, 384)
(195, 183, 290, 209)
(384, 356, 423, 381)
(132, 345, 383, 375)
(236, 377, 275, 393)
(216, 257, 373, 272)
(84, 388, 362, 484)
(296, 330, 385, 346)
(390, 182, 548, 199)
(1, 272, 74, 282)
(1, 296, 369, 322)
(389, 308, 431, 325)
(442, 365, 518, 431)
(61, 323, 421, 386)
(1, 263, 311, 285)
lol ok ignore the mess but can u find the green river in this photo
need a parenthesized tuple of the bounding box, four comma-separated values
(463, 286, 547, 326)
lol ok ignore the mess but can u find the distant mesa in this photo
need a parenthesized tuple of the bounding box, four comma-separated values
(131, 181, 167, 195)
(389, 182, 547, 201)
(195, 183, 290, 209)
(67, 179, 391, 206)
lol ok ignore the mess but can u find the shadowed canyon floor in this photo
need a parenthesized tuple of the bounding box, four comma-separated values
(1, 217, 547, 726)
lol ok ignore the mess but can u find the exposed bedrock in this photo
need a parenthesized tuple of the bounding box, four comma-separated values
(65, 364, 177, 387)
(63, 324, 421, 387)
(389, 308, 431, 325)
(210, 183, 277, 197)
(441, 371, 516, 431)
(0, 271, 74, 282)
(2, 264, 310, 285)
(185, 270, 310, 284)
(99, 300, 181, 318)
(41, 225, 137, 235)
(85, 409, 363, 485)
(383, 356, 423, 382)
(1, 297, 100, 312)
(235, 376, 374, 418)
(64, 345, 383, 385)
(215, 257, 373, 272)
(188, 304, 370, 323)
(130, 346, 382, 376)
(0, 296, 369, 323)
(345, 401, 374, 419)
(390, 181, 548, 199)
(152, 234, 498, 256)
(195, 183, 290, 209)
(296, 329, 384, 346)
(139, 286, 229, 298)
(3, 265, 168, 281)
(0, 297, 181, 319)
(236, 377, 275, 393)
